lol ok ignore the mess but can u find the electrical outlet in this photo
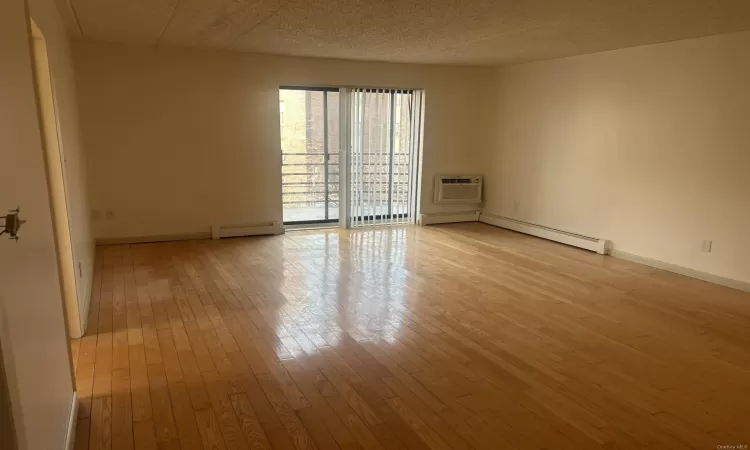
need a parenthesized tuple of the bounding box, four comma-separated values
(701, 240, 712, 253)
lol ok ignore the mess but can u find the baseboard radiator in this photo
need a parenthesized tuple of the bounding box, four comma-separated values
(480, 213, 608, 254)
(211, 221, 284, 239)
(419, 211, 481, 225)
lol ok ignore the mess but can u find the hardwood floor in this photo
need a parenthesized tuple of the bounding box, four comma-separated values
(72, 223, 750, 449)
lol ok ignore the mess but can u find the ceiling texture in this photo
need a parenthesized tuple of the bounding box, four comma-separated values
(57, 0, 750, 65)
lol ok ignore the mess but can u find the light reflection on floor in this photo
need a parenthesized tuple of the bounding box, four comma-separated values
(271, 226, 412, 358)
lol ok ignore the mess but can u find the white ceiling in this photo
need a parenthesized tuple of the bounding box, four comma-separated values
(58, 0, 750, 65)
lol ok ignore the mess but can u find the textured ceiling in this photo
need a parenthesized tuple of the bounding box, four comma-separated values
(58, 0, 750, 65)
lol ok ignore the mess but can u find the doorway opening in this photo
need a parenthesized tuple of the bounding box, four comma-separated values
(279, 87, 340, 225)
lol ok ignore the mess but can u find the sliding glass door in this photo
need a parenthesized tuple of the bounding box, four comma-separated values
(345, 88, 424, 227)
(279, 86, 424, 228)
(279, 87, 339, 224)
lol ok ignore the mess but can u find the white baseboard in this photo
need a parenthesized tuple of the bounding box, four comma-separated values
(96, 232, 211, 245)
(65, 392, 78, 450)
(480, 212, 608, 254)
(211, 221, 284, 239)
(97, 222, 285, 245)
(610, 249, 750, 293)
(419, 211, 480, 225)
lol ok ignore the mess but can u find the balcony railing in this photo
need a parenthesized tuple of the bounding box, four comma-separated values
(281, 151, 412, 223)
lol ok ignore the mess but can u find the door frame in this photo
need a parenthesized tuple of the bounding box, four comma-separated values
(279, 86, 341, 227)
(279, 86, 425, 230)
(29, 19, 81, 346)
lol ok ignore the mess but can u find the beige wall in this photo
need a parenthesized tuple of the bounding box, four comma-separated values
(72, 42, 494, 239)
(485, 30, 750, 284)
(29, 0, 95, 332)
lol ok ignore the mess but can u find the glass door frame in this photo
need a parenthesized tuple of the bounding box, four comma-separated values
(279, 86, 424, 229)
(280, 86, 340, 226)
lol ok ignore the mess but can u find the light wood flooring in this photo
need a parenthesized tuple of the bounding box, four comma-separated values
(72, 223, 750, 449)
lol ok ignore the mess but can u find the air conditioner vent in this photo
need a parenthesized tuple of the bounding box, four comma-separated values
(434, 175, 483, 204)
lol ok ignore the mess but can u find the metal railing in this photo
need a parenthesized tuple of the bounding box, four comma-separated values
(281, 152, 412, 225)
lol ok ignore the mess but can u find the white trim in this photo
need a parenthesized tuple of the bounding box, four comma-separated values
(610, 249, 750, 293)
(210, 222, 284, 240)
(480, 212, 608, 254)
(419, 211, 480, 225)
(96, 232, 211, 245)
(65, 392, 78, 450)
(339, 87, 351, 229)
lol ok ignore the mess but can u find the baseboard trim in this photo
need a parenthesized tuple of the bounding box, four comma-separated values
(65, 392, 78, 450)
(211, 222, 284, 239)
(419, 211, 480, 225)
(610, 249, 750, 293)
(480, 212, 608, 254)
(96, 222, 286, 245)
(96, 232, 211, 245)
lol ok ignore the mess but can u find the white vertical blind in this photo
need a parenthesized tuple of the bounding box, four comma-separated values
(346, 88, 424, 228)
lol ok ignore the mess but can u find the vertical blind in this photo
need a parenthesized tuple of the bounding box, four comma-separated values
(347, 88, 424, 228)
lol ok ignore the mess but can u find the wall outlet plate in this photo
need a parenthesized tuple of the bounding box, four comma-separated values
(701, 240, 712, 252)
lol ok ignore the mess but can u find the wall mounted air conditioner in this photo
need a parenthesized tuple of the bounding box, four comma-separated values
(434, 175, 483, 204)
